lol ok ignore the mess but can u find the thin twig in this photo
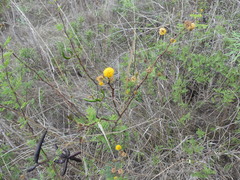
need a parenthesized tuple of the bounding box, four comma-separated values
(0, 46, 34, 134)
(151, 159, 186, 180)
(116, 31, 184, 121)
(108, 81, 121, 117)
(57, 5, 97, 86)
(11, 52, 85, 118)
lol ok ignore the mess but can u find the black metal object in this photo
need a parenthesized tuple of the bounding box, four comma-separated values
(27, 129, 81, 176)
(34, 129, 48, 163)
(54, 148, 82, 176)
(27, 164, 38, 172)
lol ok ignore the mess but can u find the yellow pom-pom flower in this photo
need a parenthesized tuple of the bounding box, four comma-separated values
(188, 23, 196, 31)
(103, 67, 115, 78)
(170, 38, 176, 43)
(99, 81, 104, 86)
(159, 27, 167, 35)
(115, 145, 122, 151)
(184, 21, 196, 31)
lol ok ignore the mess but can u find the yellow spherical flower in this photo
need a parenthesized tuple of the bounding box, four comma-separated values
(184, 21, 196, 31)
(114, 177, 118, 180)
(103, 67, 115, 78)
(115, 145, 122, 151)
(170, 38, 176, 43)
(159, 27, 167, 35)
(99, 81, 104, 86)
(188, 23, 196, 31)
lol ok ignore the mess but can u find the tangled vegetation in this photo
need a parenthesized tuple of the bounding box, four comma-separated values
(0, 0, 239, 179)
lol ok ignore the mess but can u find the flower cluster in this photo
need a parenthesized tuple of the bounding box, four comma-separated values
(111, 168, 124, 175)
(96, 75, 104, 86)
(115, 145, 127, 157)
(112, 167, 124, 179)
(110, 145, 127, 179)
(96, 67, 115, 86)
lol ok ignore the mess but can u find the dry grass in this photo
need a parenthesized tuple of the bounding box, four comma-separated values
(0, 0, 239, 179)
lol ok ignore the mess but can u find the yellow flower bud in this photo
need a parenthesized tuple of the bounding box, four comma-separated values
(146, 67, 153, 73)
(120, 151, 128, 157)
(170, 38, 176, 43)
(96, 75, 104, 82)
(111, 167, 117, 173)
(117, 168, 124, 175)
(96, 75, 105, 85)
(99, 81, 104, 86)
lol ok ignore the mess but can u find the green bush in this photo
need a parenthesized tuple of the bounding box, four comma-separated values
(0, 0, 239, 179)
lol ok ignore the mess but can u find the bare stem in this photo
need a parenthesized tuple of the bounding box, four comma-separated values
(11, 52, 85, 118)
(108, 81, 121, 117)
(116, 31, 184, 122)
(57, 7, 97, 86)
